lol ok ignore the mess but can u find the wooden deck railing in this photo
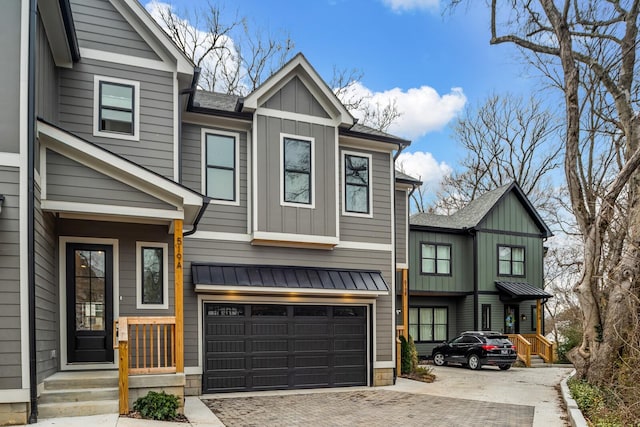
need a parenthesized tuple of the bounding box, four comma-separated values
(506, 333, 553, 366)
(507, 334, 531, 367)
(114, 316, 176, 414)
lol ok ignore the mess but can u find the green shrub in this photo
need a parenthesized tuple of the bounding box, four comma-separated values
(132, 391, 180, 421)
(567, 378, 623, 426)
(399, 335, 418, 374)
(556, 326, 582, 363)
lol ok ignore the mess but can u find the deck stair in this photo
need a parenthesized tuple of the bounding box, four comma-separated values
(38, 371, 119, 419)
(529, 355, 551, 368)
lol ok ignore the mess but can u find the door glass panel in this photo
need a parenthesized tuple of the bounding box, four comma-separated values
(74, 249, 106, 331)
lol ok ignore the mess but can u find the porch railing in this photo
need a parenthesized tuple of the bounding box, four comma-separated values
(114, 316, 176, 414)
(520, 333, 554, 363)
(507, 334, 531, 367)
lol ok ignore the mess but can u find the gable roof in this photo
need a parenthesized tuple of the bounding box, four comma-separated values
(242, 53, 355, 127)
(410, 182, 552, 237)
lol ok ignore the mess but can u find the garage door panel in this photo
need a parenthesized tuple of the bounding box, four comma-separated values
(204, 303, 367, 393)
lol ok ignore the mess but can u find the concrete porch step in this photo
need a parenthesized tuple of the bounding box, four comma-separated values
(39, 386, 119, 404)
(38, 400, 119, 419)
(43, 370, 118, 390)
(529, 356, 551, 368)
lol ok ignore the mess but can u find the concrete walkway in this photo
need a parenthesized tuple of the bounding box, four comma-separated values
(22, 365, 574, 427)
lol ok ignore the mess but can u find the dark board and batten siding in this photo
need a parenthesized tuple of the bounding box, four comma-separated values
(395, 189, 407, 264)
(182, 240, 394, 367)
(261, 76, 331, 119)
(0, 0, 21, 154)
(0, 167, 22, 389)
(480, 192, 542, 235)
(339, 149, 393, 245)
(181, 123, 248, 234)
(34, 182, 59, 382)
(69, 0, 160, 60)
(58, 59, 175, 179)
(46, 150, 174, 210)
(57, 220, 175, 317)
(256, 116, 336, 238)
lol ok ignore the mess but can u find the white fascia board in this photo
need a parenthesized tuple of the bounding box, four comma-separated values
(42, 200, 184, 221)
(80, 48, 172, 73)
(38, 1, 73, 68)
(117, 0, 194, 75)
(194, 284, 388, 297)
(252, 231, 339, 246)
(339, 138, 397, 154)
(37, 121, 202, 208)
(243, 54, 354, 126)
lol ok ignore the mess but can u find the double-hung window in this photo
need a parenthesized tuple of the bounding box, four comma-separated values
(408, 307, 447, 342)
(343, 151, 372, 216)
(421, 243, 451, 275)
(136, 242, 168, 309)
(498, 245, 525, 276)
(203, 130, 239, 204)
(282, 135, 313, 206)
(94, 76, 140, 141)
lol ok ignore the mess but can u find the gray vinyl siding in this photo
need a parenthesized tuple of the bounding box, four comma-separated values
(480, 192, 542, 235)
(408, 230, 473, 293)
(339, 149, 392, 244)
(57, 220, 175, 317)
(46, 150, 175, 210)
(36, 15, 58, 124)
(256, 115, 337, 237)
(409, 296, 459, 357)
(182, 238, 394, 366)
(70, 0, 160, 60)
(0, 0, 21, 153)
(181, 123, 248, 234)
(34, 182, 58, 382)
(261, 76, 330, 118)
(58, 58, 175, 178)
(476, 231, 544, 292)
(0, 167, 22, 389)
(395, 189, 407, 265)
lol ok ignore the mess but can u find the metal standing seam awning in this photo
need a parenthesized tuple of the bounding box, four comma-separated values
(495, 281, 553, 302)
(191, 263, 389, 297)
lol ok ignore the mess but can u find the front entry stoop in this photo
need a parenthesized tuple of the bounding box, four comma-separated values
(38, 371, 119, 419)
(529, 355, 551, 368)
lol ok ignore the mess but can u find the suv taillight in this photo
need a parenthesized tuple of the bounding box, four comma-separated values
(481, 344, 497, 351)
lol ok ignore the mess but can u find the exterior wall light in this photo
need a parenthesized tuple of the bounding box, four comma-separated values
(520, 314, 527, 321)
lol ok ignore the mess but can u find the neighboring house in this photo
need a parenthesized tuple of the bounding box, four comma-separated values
(402, 183, 554, 363)
(0, 0, 412, 424)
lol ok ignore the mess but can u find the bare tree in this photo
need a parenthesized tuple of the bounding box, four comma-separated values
(430, 93, 562, 220)
(152, 1, 294, 94)
(457, 0, 640, 387)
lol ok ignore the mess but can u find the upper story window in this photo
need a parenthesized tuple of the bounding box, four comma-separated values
(343, 151, 372, 217)
(281, 134, 314, 207)
(202, 129, 239, 205)
(498, 245, 525, 276)
(93, 76, 140, 141)
(421, 243, 451, 275)
(136, 242, 168, 309)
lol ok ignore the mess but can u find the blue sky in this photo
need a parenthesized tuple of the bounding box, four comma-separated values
(148, 0, 536, 192)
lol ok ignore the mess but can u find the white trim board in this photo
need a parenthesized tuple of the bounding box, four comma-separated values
(0, 152, 21, 167)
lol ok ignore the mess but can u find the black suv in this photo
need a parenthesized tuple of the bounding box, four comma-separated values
(431, 331, 517, 370)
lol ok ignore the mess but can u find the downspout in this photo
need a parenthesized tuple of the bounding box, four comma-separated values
(470, 228, 479, 331)
(27, 0, 38, 422)
(183, 197, 211, 237)
(178, 67, 201, 184)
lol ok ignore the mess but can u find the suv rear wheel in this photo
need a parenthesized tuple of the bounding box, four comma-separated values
(467, 354, 481, 370)
(499, 364, 511, 370)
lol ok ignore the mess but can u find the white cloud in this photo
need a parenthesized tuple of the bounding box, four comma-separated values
(341, 82, 466, 140)
(396, 151, 452, 190)
(382, 0, 440, 13)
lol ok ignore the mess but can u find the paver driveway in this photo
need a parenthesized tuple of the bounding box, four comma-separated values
(202, 366, 573, 427)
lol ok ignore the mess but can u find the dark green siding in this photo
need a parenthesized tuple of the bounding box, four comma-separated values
(408, 230, 472, 293)
(480, 192, 541, 234)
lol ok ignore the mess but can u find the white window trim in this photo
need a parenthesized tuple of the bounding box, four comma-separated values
(93, 75, 140, 142)
(341, 150, 373, 218)
(136, 241, 169, 310)
(201, 128, 240, 206)
(280, 133, 315, 209)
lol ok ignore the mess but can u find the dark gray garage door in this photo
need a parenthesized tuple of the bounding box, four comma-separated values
(203, 303, 367, 393)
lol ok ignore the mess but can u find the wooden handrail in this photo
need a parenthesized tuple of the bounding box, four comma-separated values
(116, 316, 177, 415)
(507, 334, 531, 367)
(521, 334, 554, 363)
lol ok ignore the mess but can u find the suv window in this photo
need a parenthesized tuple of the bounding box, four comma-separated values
(461, 336, 481, 344)
(486, 338, 512, 346)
